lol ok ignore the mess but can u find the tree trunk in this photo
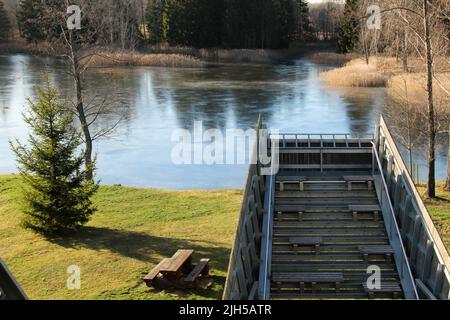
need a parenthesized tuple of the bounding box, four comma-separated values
(403, 29, 409, 73)
(72, 51, 94, 181)
(408, 133, 414, 179)
(423, 0, 436, 198)
(445, 122, 450, 191)
(362, 26, 369, 65)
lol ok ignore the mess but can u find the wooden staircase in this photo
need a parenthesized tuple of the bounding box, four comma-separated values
(270, 174, 404, 299)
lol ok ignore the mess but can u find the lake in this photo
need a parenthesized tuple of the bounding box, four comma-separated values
(0, 54, 446, 189)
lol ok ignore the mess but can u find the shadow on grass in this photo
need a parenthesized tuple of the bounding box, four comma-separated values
(49, 227, 231, 272)
(96, 274, 227, 300)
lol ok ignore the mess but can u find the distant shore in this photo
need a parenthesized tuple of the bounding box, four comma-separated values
(0, 41, 339, 67)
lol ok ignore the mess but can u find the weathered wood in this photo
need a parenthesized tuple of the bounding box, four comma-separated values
(144, 258, 171, 285)
(273, 272, 344, 283)
(359, 245, 394, 263)
(290, 237, 323, 255)
(349, 205, 381, 221)
(223, 117, 264, 300)
(410, 216, 422, 264)
(185, 259, 210, 284)
(421, 240, 434, 281)
(363, 282, 402, 293)
(290, 237, 323, 246)
(416, 279, 437, 300)
(378, 116, 450, 298)
(349, 205, 381, 212)
(159, 250, 194, 273)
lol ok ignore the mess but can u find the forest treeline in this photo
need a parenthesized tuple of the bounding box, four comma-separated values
(147, 0, 312, 48)
(0, 1, 368, 50)
(0, 0, 320, 49)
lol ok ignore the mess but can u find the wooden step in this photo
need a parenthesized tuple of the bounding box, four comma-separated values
(276, 197, 378, 205)
(274, 212, 378, 221)
(273, 228, 387, 237)
(269, 173, 404, 300)
(271, 254, 394, 263)
(276, 191, 376, 198)
(274, 221, 384, 228)
(271, 263, 396, 273)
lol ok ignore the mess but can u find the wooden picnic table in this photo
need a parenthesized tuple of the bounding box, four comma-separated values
(159, 249, 194, 277)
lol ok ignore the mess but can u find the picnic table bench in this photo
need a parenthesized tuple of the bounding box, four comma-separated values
(273, 272, 344, 293)
(363, 282, 402, 299)
(184, 258, 210, 285)
(276, 176, 307, 192)
(358, 245, 394, 263)
(290, 237, 323, 255)
(343, 176, 374, 191)
(143, 250, 210, 289)
(349, 205, 381, 221)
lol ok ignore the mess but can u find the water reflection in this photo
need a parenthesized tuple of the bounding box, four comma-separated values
(0, 54, 445, 189)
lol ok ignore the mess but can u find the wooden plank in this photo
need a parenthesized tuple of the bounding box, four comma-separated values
(363, 282, 402, 293)
(160, 250, 194, 273)
(273, 272, 344, 283)
(276, 176, 307, 183)
(421, 240, 435, 281)
(185, 259, 210, 283)
(433, 264, 445, 296)
(379, 116, 450, 279)
(416, 279, 437, 300)
(248, 282, 259, 300)
(290, 237, 323, 246)
(223, 117, 263, 300)
(144, 258, 171, 283)
(410, 216, 422, 264)
(358, 245, 394, 255)
(343, 176, 374, 182)
(349, 205, 381, 212)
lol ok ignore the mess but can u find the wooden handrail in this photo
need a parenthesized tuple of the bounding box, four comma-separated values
(379, 116, 450, 271)
(223, 115, 265, 300)
(371, 142, 419, 299)
(378, 115, 450, 299)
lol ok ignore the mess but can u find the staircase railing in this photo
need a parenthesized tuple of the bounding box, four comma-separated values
(257, 140, 278, 300)
(0, 258, 27, 300)
(223, 116, 266, 300)
(371, 142, 419, 299)
(376, 116, 450, 300)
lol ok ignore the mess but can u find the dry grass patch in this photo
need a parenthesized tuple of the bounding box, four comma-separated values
(320, 58, 388, 87)
(388, 72, 450, 106)
(87, 51, 205, 68)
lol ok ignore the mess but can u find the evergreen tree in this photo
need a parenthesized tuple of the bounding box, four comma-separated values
(292, 0, 312, 42)
(0, 0, 12, 42)
(336, 0, 359, 53)
(147, 0, 169, 44)
(11, 77, 98, 236)
(17, 0, 46, 43)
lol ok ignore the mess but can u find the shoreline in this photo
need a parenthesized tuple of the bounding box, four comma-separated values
(0, 41, 339, 67)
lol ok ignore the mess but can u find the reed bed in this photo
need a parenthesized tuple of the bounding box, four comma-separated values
(86, 51, 205, 68)
(320, 58, 388, 87)
(388, 72, 450, 106)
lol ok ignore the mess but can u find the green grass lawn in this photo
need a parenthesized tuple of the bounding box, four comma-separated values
(0, 175, 242, 300)
(417, 183, 450, 250)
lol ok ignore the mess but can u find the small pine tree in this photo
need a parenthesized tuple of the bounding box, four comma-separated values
(11, 77, 98, 236)
(336, 0, 360, 54)
(147, 0, 167, 44)
(0, 0, 12, 42)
